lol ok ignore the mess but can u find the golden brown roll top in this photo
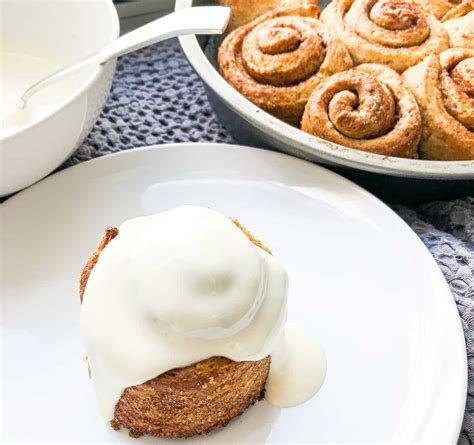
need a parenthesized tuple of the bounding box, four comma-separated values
(442, 2, 474, 50)
(218, 0, 319, 31)
(218, 7, 353, 125)
(301, 63, 422, 158)
(321, 0, 449, 72)
(402, 48, 474, 160)
(415, 0, 472, 20)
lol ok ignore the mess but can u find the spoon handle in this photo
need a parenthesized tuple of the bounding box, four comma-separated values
(21, 6, 230, 105)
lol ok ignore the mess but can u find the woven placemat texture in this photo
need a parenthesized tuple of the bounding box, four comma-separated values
(64, 39, 473, 443)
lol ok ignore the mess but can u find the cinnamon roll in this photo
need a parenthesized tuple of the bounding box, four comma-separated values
(301, 63, 422, 158)
(80, 214, 278, 438)
(414, 0, 472, 19)
(443, 3, 474, 50)
(321, 0, 449, 72)
(218, 0, 319, 31)
(402, 48, 474, 160)
(218, 7, 353, 125)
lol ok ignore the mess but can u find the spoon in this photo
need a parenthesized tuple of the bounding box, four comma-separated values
(18, 6, 230, 108)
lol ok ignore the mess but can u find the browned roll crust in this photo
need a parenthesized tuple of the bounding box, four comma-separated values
(301, 63, 422, 158)
(79, 226, 118, 303)
(218, 6, 353, 125)
(218, 0, 319, 31)
(402, 48, 474, 160)
(443, 8, 474, 50)
(414, 0, 472, 19)
(80, 220, 273, 438)
(113, 356, 271, 438)
(321, 0, 449, 73)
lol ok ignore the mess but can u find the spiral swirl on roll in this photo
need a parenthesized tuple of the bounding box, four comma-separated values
(218, 7, 353, 124)
(321, 0, 449, 72)
(403, 48, 474, 160)
(301, 64, 422, 158)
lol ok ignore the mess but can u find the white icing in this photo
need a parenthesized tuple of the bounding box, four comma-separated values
(80, 206, 288, 419)
(0, 51, 93, 138)
(265, 323, 327, 407)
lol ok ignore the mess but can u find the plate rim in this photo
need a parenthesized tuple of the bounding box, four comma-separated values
(2, 142, 468, 442)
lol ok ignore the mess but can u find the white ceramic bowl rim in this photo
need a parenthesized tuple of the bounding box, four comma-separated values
(176, 0, 474, 179)
(0, 0, 120, 144)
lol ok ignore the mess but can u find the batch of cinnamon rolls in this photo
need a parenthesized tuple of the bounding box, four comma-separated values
(217, 0, 474, 160)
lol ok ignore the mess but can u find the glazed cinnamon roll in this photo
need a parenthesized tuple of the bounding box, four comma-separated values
(301, 64, 422, 158)
(218, 7, 353, 125)
(443, 4, 474, 50)
(414, 0, 472, 19)
(321, 0, 449, 72)
(402, 48, 474, 160)
(218, 0, 319, 31)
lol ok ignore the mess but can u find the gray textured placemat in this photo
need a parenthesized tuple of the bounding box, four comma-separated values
(64, 39, 473, 443)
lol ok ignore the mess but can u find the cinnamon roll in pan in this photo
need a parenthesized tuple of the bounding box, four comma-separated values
(218, 0, 319, 31)
(80, 222, 273, 439)
(301, 64, 422, 158)
(321, 0, 449, 72)
(403, 48, 474, 160)
(218, 6, 353, 125)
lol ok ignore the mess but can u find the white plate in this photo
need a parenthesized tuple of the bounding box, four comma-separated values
(1, 144, 466, 444)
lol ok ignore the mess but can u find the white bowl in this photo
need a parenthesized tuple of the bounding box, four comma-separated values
(0, 0, 119, 197)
